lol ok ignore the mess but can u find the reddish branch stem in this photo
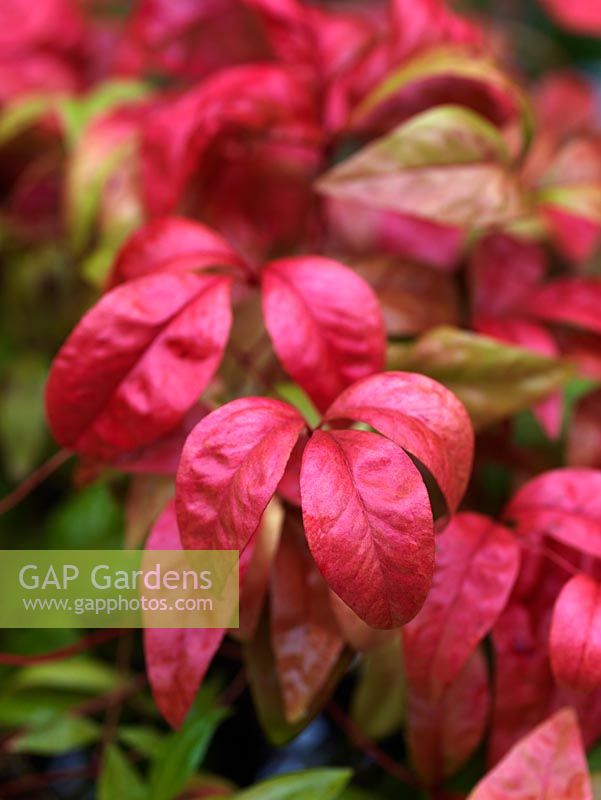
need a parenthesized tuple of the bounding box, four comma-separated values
(326, 700, 418, 789)
(0, 449, 71, 516)
(0, 629, 126, 666)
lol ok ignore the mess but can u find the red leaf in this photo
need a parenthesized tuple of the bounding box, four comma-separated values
(408, 648, 490, 786)
(261, 256, 386, 412)
(524, 279, 601, 337)
(45, 273, 232, 460)
(471, 234, 547, 320)
(469, 708, 592, 800)
(108, 217, 246, 287)
(328, 591, 395, 653)
(504, 468, 601, 558)
(233, 499, 283, 643)
(403, 512, 520, 701)
(300, 428, 434, 629)
(143, 502, 224, 728)
(270, 512, 344, 723)
(490, 602, 555, 765)
(176, 398, 305, 551)
(568, 389, 601, 468)
(550, 574, 601, 693)
(323, 372, 474, 512)
(539, 0, 601, 35)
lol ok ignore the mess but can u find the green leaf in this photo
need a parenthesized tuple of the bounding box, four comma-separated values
(9, 715, 99, 755)
(45, 482, 124, 549)
(353, 46, 533, 153)
(229, 769, 353, 800)
(149, 708, 227, 800)
(57, 81, 150, 149)
(99, 744, 147, 800)
(275, 383, 320, 428)
(0, 692, 81, 727)
(388, 326, 573, 429)
(0, 95, 57, 146)
(9, 656, 120, 694)
(351, 636, 405, 740)
(0, 355, 49, 480)
(118, 725, 165, 760)
(317, 106, 527, 229)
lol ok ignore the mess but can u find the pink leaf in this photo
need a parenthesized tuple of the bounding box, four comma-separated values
(539, 0, 601, 35)
(176, 398, 306, 551)
(504, 468, 601, 559)
(550, 574, 601, 693)
(270, 512, 344, 723)
(143, 502, 224, 728)
(408, 648, 490, 786)
(323, 372, 474, 512)
(468, 708, 592, 800)
(261, 256, 386, 412)
(403, 512, 520, 701)
(108, 217, 246, 287)
(300, 428, 435, 629)
(45, 273, 232, 460)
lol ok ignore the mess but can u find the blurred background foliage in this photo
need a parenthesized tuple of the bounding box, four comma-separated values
(0, 0, 599, 798)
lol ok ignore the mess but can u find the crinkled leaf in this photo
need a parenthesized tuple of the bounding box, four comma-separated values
(300, 428, 435, 628)
(390, 326, 572, 430)
(143, 503, 225, 728)
(261, 256, 385, 412)
(550, 574, 601, 694)
(468, 708, 592, 800)
(46, 272, 232, 460)
(176, 398, 305, 551)
(323, 370, 473, 512)
(108, 217, 246, 288)
(270, 512, 343, 723)
(318, 105, 527, 229)
(403, 512, 520, 702)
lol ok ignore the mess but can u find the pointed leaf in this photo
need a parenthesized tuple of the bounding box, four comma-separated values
(468, 708, 592, 800)
(108, 217, 245, 287)
(177, 398, 305, 551)
(46, 273, 232, 460)
(143, 503, 225, 728)
(408, 649, 490, 785)
(551, 574, 601, 694)
(230, 768, 352, 800)
(390, 326, 572, 430)
(323, 371, 473, 513)
(505, 468, 601, 559)
(524, 279, 601, 337)
(99, 745, 147, 800)
(270, 512, 344, 723)
(300, 428, 435, 628)
(351, 635, 406, 740)
(262, 256, 385, 412)
(318, 105, 527, 229)
(404, 512, 520, 701)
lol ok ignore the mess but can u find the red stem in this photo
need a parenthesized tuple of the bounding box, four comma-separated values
(0, 449, 71, 516)
(326, 700, 418, 788)
(0, 629, 126, 666)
